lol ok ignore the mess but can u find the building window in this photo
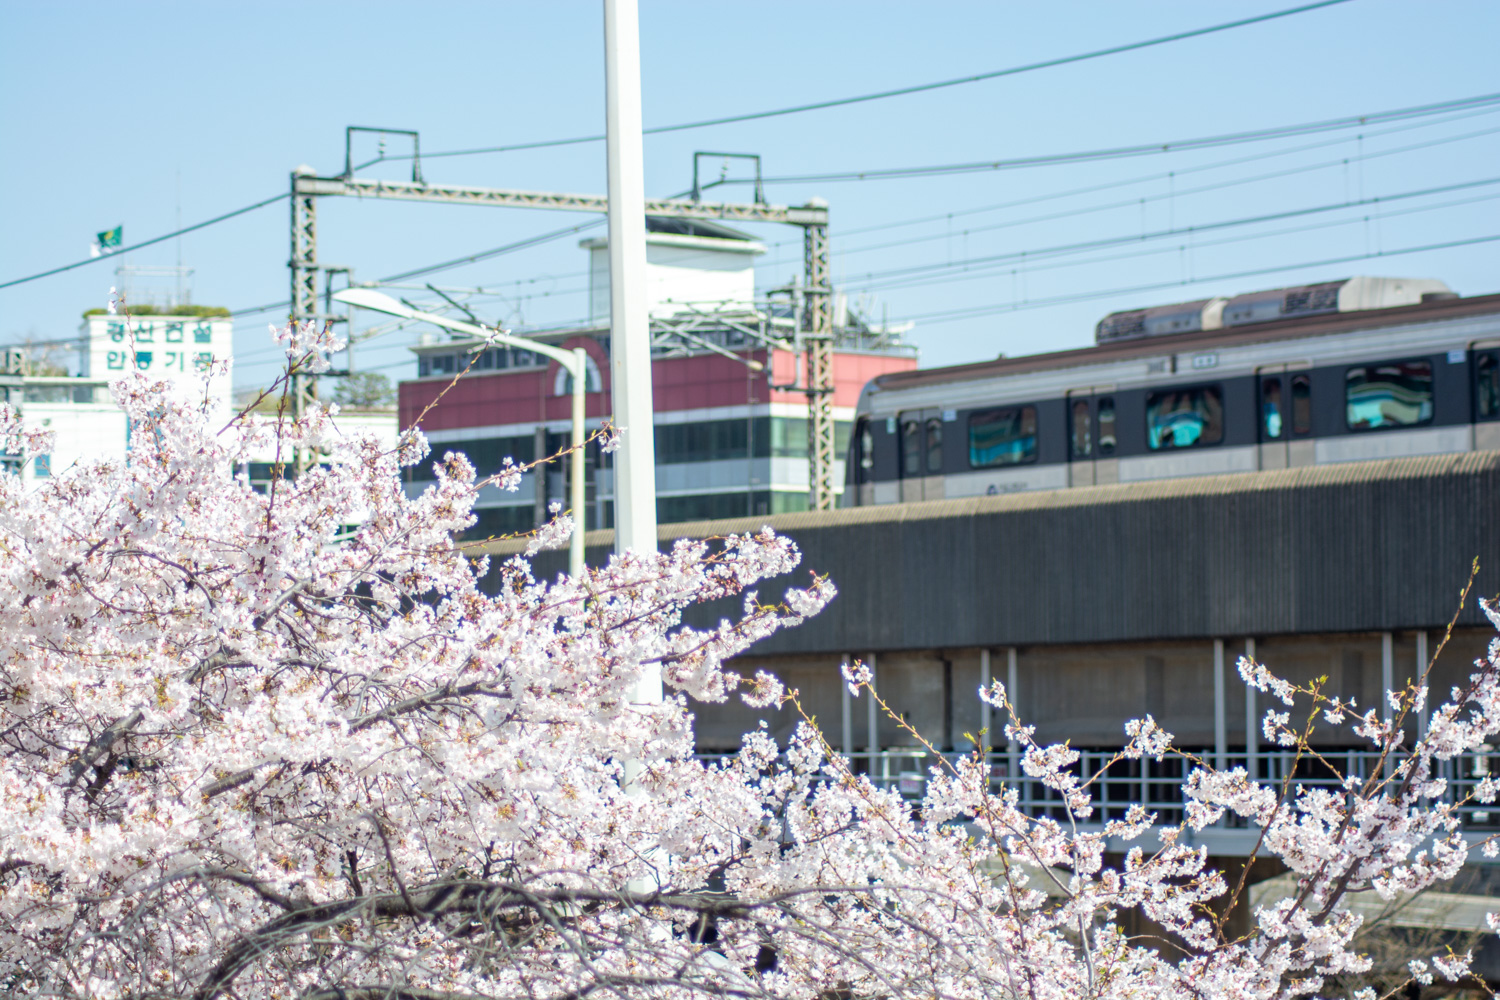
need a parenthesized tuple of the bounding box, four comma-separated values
(1478, 353, 1500, 419)
(1262, 380, 1284, 439)
(419, 354, 457, 377)
(33, 453, 50, 477)
(1345, 360, 1433, 430)
(1098, 396, 1117, 456)
(402, 435, 538, 484)
(924, 417, 943, 474)
(969, 406, 1038, 468)
(1070, 399, 1091, 458)
(1145, 385, 1224, 449)
(901, 417, 922, 477)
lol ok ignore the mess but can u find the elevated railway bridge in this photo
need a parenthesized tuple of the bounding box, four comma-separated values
(480, 450, 1500, 861)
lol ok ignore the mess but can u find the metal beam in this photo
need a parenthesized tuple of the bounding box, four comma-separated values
(293, 174, 829, 226)
(289, 161, 835, 507)
(289, 167, 321, 473)
(803, 217, 835, 510)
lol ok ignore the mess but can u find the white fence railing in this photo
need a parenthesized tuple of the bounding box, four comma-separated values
(696, 748, 1500, 828)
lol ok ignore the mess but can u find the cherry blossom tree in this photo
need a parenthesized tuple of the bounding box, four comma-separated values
(0, 316, 1496, 1000)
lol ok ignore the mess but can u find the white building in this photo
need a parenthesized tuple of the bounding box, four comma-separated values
(8, 310, 397, 485)
(583, 217, 767, 321)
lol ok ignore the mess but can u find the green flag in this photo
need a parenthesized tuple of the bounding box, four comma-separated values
(96, 226, 122, 249)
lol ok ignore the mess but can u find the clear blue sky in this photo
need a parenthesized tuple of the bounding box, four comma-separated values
(2, 0, 1497, 391)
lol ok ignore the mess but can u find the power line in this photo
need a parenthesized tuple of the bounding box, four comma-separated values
(732, 109, 1500, 273)
(894, 234, 1500, 326)
(13, 87, 1488, 304)
(822, 122, 1500, 260)
(380, 219, 606, 284)
(703, 93, 1500, 186)
(393, 0, 1355, 162)
(839, 176, 1500, 286)
(823, 104, 1500, 243)
(246, 102, 1500, 318)
(442, 102, 1500, 283)
(0, 6, 1415, 297)
(230, 219, 608, 318)
(0, 192, 290, 291)
(857, 191, 1500, 295)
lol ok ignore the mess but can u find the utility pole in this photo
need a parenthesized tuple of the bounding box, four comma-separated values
(603, 0, 656, 558)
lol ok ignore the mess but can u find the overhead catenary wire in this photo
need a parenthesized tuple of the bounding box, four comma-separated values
(0, 4, 1360, 299)
(229, 219, 609, 319)
(239, 99, 1500, 314)
(712, 95, 1500, 186)
(857, 191, 1500, 295)
(829, 106, 1500, 241)
(180, 179, 1500, 377)
(234, 168, 1500, 366)
(891, 234, 1500, 326)
(827, 122, 1500, 261)
(376, 0, 1355, 162)
(836, 175, 1500, 287)
(0, 192, 290, 291)
(11, 87, 1493, 299)
(234, 184, 1497, 376)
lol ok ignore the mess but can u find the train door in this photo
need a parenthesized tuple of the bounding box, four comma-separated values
(1066, 387, 1118, 487)
(1472, 339, 1500, 452)
(1256, 363, 1313, 469)
(898, 408, 945, 502)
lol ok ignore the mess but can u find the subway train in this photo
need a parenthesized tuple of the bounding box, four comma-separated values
(844, 276, 1500, 506)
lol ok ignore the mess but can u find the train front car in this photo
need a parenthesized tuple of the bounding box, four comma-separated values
(845, 277, 1500, 507)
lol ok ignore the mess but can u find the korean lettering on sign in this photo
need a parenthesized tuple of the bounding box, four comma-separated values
(100, 319, 218, 374)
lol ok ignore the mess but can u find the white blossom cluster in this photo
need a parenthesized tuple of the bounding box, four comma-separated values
(0, 353, 1494, 1000)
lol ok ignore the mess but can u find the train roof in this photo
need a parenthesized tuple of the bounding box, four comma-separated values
(873, 290, 1500, 392)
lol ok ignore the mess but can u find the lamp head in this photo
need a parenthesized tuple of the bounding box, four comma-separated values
(331, 287, 406, 315)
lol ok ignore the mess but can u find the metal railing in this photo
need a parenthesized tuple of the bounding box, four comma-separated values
(696, 747, 1500, 829)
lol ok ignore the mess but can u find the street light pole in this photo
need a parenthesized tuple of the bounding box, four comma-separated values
(332, 288, 588, 578)
(603, 0, 656, 559)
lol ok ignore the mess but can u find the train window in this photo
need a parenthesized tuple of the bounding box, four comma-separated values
(1070, 400, 1091, 458)
(901, 419, 922, 477)
(1345, 360, 1433, 430)
(1478, 354, 1500, 419)
(1262, 380, 1284, 439)
(969, 406, 1038, 468)
(1098, 397, 1117, 456)
(1291, 375, 1312, 435)
(925, 418, 943, 474)
(1145, 386, 1224, 449)
(858, 421, 874, 473)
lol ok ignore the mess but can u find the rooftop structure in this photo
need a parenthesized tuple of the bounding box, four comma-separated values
(581, 216, 767, 321)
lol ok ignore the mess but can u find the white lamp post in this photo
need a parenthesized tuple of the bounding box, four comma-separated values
(332, 287, 589, 578)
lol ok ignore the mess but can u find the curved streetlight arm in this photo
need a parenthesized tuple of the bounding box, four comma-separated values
(332, 288, 579, 371)
(332, 287, 588, 578)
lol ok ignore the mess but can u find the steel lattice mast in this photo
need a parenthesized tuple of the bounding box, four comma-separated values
(287, 169, 836, 508)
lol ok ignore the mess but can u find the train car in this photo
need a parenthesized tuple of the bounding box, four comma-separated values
(845, 277, 1500, 506)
